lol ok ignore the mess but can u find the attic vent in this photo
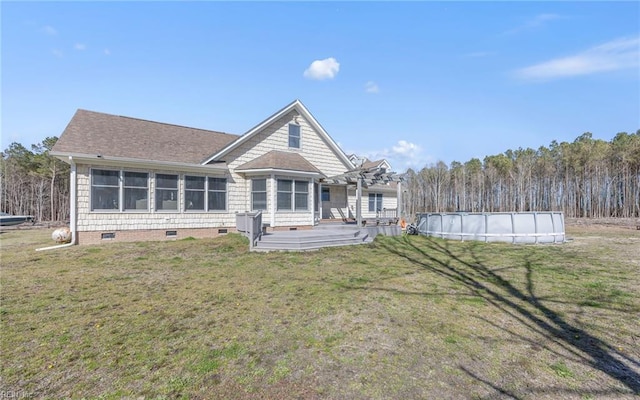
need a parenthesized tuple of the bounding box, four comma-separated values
(101, 232, 116, 240)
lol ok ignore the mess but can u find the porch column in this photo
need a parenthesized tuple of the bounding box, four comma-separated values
(318, 181, 323, 223)
(270, 173, 276, 228)
(356, 177, 362, 227)
(310, 179, 315, 226)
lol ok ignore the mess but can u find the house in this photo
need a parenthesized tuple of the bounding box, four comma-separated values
(51, 100, 402, 245)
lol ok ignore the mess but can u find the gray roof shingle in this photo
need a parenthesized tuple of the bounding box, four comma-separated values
(52, 109, 239, 164)
(236, 150, 322, 174)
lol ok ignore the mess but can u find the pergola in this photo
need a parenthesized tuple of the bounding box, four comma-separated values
(320, 167, 405, 226)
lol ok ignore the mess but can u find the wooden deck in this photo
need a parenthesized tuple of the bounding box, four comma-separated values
(252, 222, 401, 252)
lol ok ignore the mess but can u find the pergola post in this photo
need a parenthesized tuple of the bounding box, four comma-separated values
(317, 181, 322, 224)
(397, 180, 402, 219)
(322, 167, 404, 228)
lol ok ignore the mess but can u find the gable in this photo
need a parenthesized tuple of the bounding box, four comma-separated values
(52, 110, 239, 164)
(362, 159, 392, 171)
(220, 109, 352, 177)
(203, 100, 353, 176)
(348, 155, 393, 172)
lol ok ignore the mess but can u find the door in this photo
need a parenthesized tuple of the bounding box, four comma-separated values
(321, 186, 348, 220)
(321, 187, 331, 219)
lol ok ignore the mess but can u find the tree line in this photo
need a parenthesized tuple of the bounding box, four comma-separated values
(402, 131, 640, 219)
(1, 137, 70, 222)
(2, 131, 639, 223)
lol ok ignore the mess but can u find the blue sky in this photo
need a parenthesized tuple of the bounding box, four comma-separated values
(2, 1, 639, 171)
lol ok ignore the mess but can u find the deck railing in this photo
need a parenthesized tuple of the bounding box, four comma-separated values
(373, 208, 399, 225)
(235, 210, 263, 250)
(377, 208, 397, 219)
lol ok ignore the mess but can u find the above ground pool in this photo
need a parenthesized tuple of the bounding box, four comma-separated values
(416, 212, 565, 244)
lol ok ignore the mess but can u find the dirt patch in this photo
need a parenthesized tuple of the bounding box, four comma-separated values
(566, 217, 640, 232)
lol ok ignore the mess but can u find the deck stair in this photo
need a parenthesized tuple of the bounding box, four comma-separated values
(253, 224, 371, 251)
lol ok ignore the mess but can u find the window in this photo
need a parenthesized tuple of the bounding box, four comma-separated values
(252, 179, 267, 210)
(185, 175, 227, 211)
(156, 174, 178, 211)
(369, 193, 383, 212)
(91, 169, 120, 210)
(294, 181, 308, 211)
(288, 124, 300, 148)
(123, 172, 149, 210)
(277, 180, 292, 210)
(91, 169, 148, 211)
(321, 187, 330, 202)
(208, 177, 227, 211)
(277, 179, 308, 211)
(185, 176, 205, 211)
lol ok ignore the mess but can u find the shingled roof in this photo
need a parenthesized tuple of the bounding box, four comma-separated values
(361, 159, 387, 170)
(52, 109, 239, 164)
(235, 150, 323, 175)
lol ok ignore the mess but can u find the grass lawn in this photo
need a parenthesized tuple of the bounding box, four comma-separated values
(1, 224, 639, 399)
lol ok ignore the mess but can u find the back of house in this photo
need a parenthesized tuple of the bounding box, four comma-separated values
(51, 100, 401, 244)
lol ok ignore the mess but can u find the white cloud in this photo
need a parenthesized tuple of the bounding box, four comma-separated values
(74, 43, 87, 51)
(392, 140, 420, 157)
(525, 13, 561, 28)
(52, 48, 63, 58)
(303, 57, 340, 80)
(463, 51, 494, 58)
(104, 48, 111, 56)
(514, 36, 640, 81)
(505, 13, 562, 35)
(356, 140, 429, 171)
(42, 25, 57, 35)
(364, 81, 379, 93)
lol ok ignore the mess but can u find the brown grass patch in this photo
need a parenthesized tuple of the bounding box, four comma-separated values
(1, 224, 639, 399)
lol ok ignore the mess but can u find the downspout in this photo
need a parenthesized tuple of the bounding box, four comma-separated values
(36, 156, 77, 251)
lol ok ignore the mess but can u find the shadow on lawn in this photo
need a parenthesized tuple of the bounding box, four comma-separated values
(377, 235, 640, 398)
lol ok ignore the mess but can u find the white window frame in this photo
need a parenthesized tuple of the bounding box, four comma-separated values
(155, 173, 179, 211)
(90, 168, 149, 212)
(288, 124, 301, 149)
(251, 178, 267, 211)
(277, 178, 308, 211)
(184, 175, 227, 212)
(368, 193, 383, 212)
(122, 171, 149, 212)
(207, 177, 228, 212)
(90, 168, 121, 211)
